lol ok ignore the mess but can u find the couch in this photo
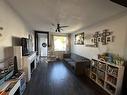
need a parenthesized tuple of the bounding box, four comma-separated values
(63, 53, 91, 76)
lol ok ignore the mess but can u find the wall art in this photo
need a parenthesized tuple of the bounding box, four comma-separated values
(85, 29, 115, 47)
(75, 32, 84, 45)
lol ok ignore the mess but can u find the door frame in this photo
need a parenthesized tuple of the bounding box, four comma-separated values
(34, 30, 49, 55)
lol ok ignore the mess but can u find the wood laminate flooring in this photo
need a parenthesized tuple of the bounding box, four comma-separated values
(23, 61, 107, 95)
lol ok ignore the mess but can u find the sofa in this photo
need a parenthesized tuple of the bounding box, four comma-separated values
(63, 53, 91, 76)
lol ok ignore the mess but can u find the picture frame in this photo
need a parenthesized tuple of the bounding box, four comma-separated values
(75, 32, 84, 45)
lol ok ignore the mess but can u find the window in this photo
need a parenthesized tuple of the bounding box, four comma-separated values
(54, 36, 67, 51)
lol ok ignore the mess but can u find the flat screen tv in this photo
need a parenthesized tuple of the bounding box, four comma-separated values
(21, 38, 33, 56)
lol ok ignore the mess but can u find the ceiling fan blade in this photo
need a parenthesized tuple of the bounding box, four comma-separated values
(52, 23, 68, 32)
(51, 24, 55, 26)
(55, 29, 58, 32)
(60, 26, 69, 28)
(58, 28, 61, 32)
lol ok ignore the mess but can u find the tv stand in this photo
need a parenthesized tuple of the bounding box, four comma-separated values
(22, 52, 36, 82)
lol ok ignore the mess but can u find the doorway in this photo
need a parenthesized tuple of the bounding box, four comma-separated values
(34, 31, 49, 57)
(38, 33, 48, 57)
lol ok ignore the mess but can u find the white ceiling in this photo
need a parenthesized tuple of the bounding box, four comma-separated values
(5, 0, 127, 33)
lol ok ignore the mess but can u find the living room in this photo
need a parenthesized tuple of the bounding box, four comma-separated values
(0, 0, 127, 95)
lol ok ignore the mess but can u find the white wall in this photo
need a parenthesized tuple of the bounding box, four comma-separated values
(124, 23, 127, 59)
(0, 0, 30, 59)
(71, 11, 127, 60)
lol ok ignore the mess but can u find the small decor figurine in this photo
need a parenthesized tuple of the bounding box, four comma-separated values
(98, 53, 125, 66)
(112, 54, 125, 65)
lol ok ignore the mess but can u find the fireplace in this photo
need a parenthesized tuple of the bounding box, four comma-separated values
(31, 61, 35, 73)
(22, 52, 37, 82)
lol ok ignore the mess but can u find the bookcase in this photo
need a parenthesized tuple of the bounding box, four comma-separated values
(90, 59, 124, 95)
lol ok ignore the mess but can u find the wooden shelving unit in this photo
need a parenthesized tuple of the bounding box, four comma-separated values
(90, 59, 124, 95)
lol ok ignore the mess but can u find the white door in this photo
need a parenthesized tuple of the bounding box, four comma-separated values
(38, 33, 48, 57)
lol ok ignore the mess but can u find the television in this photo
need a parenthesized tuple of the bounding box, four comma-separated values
(21, 38, 33, 56)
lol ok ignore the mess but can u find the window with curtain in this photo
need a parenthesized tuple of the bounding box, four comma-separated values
(53, 36, 67, 51)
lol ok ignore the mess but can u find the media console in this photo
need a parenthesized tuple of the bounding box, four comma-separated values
(22, 52, 36, 82)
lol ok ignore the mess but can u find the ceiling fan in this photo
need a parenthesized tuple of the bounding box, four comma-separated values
(52, 23, 69, 32)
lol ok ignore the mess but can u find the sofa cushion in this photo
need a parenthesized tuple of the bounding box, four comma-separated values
(71, 53, 85, 61)
(64, 58, 73, 62)
(63, 53, 71, 58)
(68, 61, 76, 67)
(63, 53, 91, 76)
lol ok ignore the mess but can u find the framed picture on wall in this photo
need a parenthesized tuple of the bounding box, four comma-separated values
(75, 32, 84, 45)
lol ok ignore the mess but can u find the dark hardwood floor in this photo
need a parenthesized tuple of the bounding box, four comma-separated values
(23, 61, 108, 95)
